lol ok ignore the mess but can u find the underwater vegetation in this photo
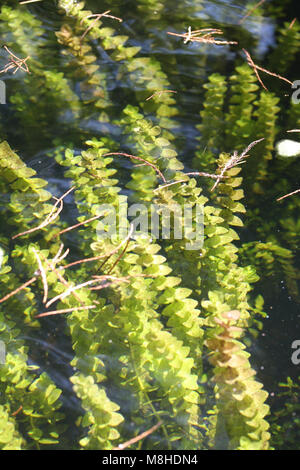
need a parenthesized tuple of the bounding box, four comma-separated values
(0, 0, 300, 450)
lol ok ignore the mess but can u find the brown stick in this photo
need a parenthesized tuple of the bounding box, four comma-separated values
(243, 48, 268, 91)
(54, 214, 103, 238)
(185, 171, 226, 180)
(40, 252, 88, 308)
(153, 179, 188, 192)
(288, 18, 297, 29)
(277, 188, 300, 202)
(167, 29, 237, 45)
(1, 45, 31, 74)
(103, 152, 166, 182)
(11, 405, 23, 417)
(113, 421, 163, 450)
(61, 228, 133, 271)
(36, 305, 96, 318)
(12, 186, 75, 240)
(106, 238, 130, 275)
(243, 49, 293, 89)
(80, 10, 122, 43)
(0, 277, 37, 304)
(45, 276, 130, 308)
(52, 244, 69, 264)
(239, 0, 266, 24)
(146, 90, 177, 101)
(32, 248, 48, 304)
(211, 138, 264, 191)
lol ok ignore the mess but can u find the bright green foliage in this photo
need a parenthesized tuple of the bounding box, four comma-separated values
(268, 21, 300, 75)
(55, 22, 111, 120)
(0, 233, 64, 449)
(56, 0, 178, 129)
(200, 158, 259, 324)
(125, 57, 179, 126)
(240, 241, 299, 300)
(54, 140, 204, 448)
(71, 374, 124, 449)
(0, 405, 23, 450)
(195, 73, 227, 168)
(0, 6, 79, 150)
(206, 310, 270, 450)
(119, 104, 183, 200)
(249, 92, 280, 191)
(225, 65, 259, 151)
(1, 0, 299, 452)
(270, 377, 300, 450)
(0, 141, 52, 237)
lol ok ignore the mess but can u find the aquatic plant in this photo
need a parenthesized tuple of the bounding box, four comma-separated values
(0, 0, 299, 451)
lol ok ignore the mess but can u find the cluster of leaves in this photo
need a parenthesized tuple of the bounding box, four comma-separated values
(0, 0, 299, 451)
(269, 377, 300, 450)
(206, 310, 270, 450)
(194, 57, 300, 302)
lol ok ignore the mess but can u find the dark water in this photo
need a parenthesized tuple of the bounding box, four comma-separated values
(1, 0, 300, 449)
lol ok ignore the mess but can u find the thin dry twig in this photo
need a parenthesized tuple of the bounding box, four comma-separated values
(39, 249, 89, 308)
(97, 224, 134, 272)
(239, 0, 266, 24)
(54, 214, 103, 238)
(36, 305, 96, 318)
(80, 10, 122, 43)
(185, 171, 228, 180)
(32, 248, 48, 304)
(146, 90, 177, 101)
(61, 252, 114, 271)
(0, 243, 88, 309)
(0, 276, 37, 305)
(11, 405, 23, 417)
(103, 152, 166, 182)
(113, 421, 163, 450)
(1, 45, 30, 75)
(211, 138, 265, 191)
(19, 0, 43, 4)
(153, 179, 188, 192)
(243, 49, 293, 90)
(60, 227, 134, 271)
(277, 188, 300, 202)
(106, 237, 131, 275)
(19, 0, 42, 3)
(287, 129, 300, 133)
(12, 186, 75, 240)
(45, 276, 130, 309)
(154, 172, 229, 193)
(52, 244, 70, 265)
(0, 244, 70, 307)
(167, 27, 237, 46)
(91, 273, 157, 287)
(88, 280, 127, 291)
(288, 18, 297, 29)
(243, 48, 268, 91)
